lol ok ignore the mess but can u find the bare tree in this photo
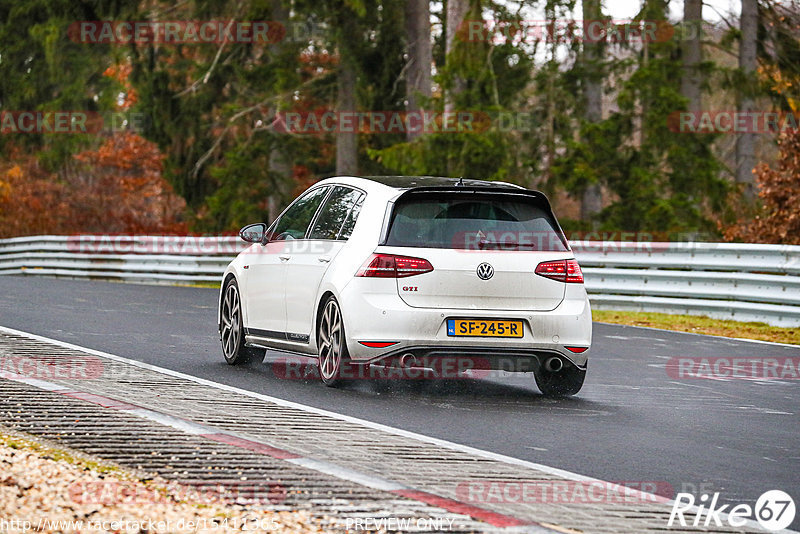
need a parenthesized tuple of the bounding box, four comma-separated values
(681, 0, 703, 113)
(405, 0, 432, 140)
(335, 6, 359, 176)
(736, 0, 757, 200)
(444, 0, 469, 113)
(336, 53, 358, 175)
(268, 0, 290, 220)
(581, 0, 602, 221)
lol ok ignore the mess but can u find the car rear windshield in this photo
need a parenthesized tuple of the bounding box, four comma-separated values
(385, 193, 568, 251)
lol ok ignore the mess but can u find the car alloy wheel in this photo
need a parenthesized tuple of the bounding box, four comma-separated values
(221, 279, 264, 365)
(318, 297, 351, 386)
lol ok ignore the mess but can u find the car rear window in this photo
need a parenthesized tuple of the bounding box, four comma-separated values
(385, 193, 568, 251)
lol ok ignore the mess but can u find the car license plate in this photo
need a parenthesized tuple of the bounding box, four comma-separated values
(447, 319, 523, 338)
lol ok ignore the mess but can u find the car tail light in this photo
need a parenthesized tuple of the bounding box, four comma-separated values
(356, 254, 434, 278)
(535, 259, 584, 283)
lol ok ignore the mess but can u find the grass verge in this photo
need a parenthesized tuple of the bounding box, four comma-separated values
(592, 310, 800, 345)
(175, 282, 219, 288)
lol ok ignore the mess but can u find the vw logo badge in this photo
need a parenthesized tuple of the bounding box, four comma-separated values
(476, 262, 494, 280)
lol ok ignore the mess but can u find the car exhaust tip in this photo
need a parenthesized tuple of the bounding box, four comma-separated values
(543, 356, 564, 373)
(400, 353, 417, 368)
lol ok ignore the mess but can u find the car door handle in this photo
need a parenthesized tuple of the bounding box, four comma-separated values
(318, 256, 331, 263)
(279, 255, 291, 262)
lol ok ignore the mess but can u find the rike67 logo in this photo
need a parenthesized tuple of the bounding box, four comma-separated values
(669, 490, 795, 531)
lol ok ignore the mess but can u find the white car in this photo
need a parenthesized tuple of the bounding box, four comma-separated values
(218, 176, 591, 396)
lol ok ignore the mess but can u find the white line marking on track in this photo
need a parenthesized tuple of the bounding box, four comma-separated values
(288, 458, 406, 492)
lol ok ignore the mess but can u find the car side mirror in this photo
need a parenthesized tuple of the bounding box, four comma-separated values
(239, 223, 268, 244)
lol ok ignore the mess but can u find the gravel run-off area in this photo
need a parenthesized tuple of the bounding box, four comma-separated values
(0, 429, 326, 533)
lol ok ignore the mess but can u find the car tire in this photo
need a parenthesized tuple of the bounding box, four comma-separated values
(317, 296, 354, 387)
(220, 278, 265, 365)
(534, 358, 585, 396)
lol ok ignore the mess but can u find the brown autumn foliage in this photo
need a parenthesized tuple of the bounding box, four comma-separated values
(70, 131, 188, 234)
(0, 150, 71, 237)
(724, 128, 800, 244)
(0, 133, 187, 238)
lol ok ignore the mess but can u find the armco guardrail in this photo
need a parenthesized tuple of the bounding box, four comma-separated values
(0, 235, 243, 284)
(573, 241, 800, 327)
(1, 235, 799, 327)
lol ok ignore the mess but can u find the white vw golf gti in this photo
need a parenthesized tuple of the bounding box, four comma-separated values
(219, 176, 591, 395)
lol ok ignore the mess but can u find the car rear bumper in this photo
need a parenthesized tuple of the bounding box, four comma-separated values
(358, 346, 585, 374)
(338, 279, 592, 368)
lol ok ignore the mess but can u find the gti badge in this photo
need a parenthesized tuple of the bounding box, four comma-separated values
(476, 262, 494, 280)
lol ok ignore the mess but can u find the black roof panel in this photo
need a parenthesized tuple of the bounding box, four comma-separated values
(360, 175, 524, 191)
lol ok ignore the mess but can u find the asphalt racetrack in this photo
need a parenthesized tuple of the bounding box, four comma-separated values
(1, 275, 798, 528)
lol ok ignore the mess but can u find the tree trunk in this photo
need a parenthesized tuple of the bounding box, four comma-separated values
(336, 52, 358, 175)
(267, 0, 290, 221)
(681, 0, 703, 113)
(444, 0, 469, 113)
(405, 0, 432, 140)
(736, 0, 757, 200)
(266, 193, 279, 225)
(581, 0, 602, 222)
